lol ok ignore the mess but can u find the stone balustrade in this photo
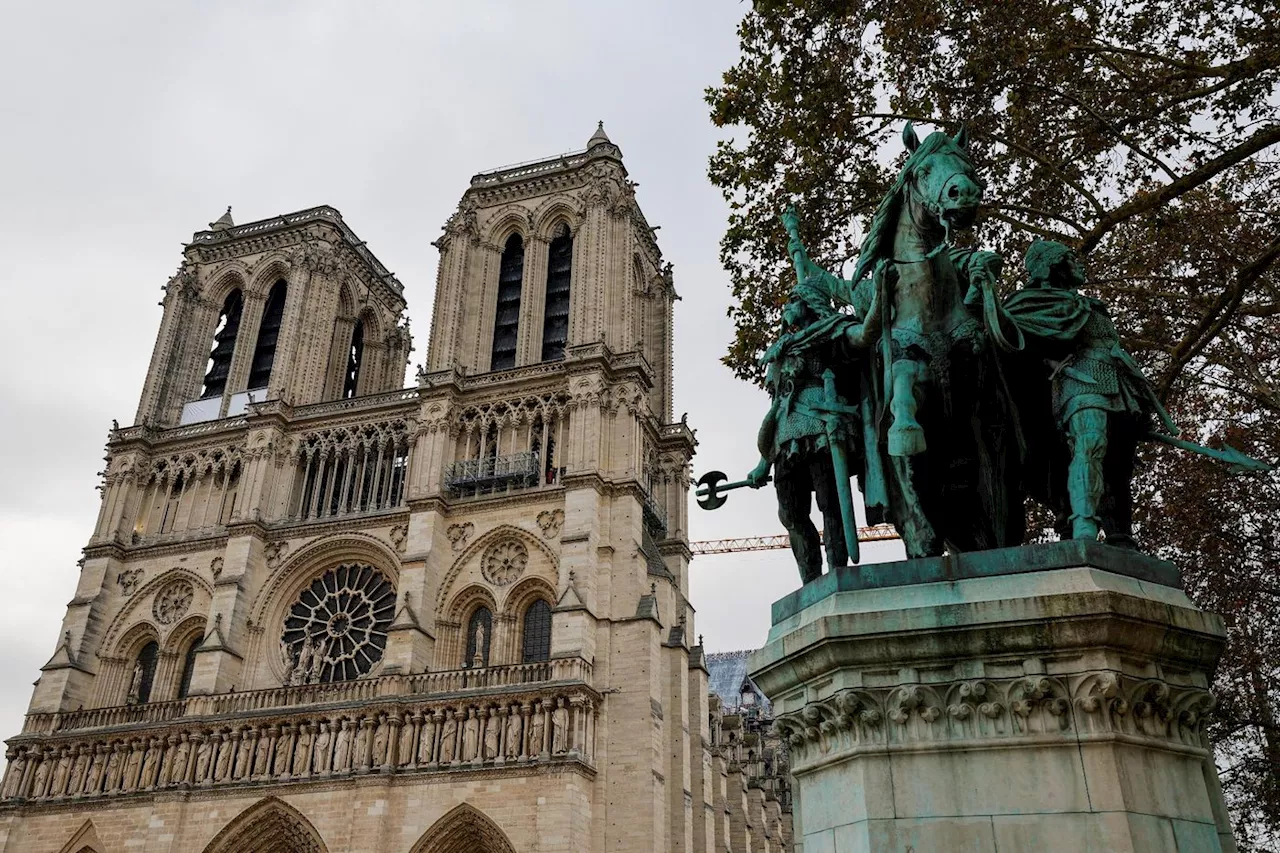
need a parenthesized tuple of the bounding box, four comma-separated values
(3, 682, 598, 804)
(21, 659, 593, 737)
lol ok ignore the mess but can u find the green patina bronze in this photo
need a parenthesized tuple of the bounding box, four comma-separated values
(697, 122, 1272, 584)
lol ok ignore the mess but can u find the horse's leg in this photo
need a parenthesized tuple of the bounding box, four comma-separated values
(888, 358, 928, 457)
(889, 455, 940, 557)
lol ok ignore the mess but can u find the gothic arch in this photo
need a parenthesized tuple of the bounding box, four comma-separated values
(435, 523, 558, 614)
(531, 194, 583, 239)
(203, 263, 251, 306)
(107, 619, 161, 662)
(482, 204, 533, 245)
(409, 803, 517, 853)
(245, 254, 294, 297)
(335, 281, 356, 319)
(502, 575, 556, 622)
(57, 819, 105, 853)
(444, 583, 498, 627)
(249, 533, 402, 629)
(101, 568, 213, 654)
(200, 797, 328, 853)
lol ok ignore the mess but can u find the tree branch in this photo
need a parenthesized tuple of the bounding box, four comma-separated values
(1079, 123, 1280, 254)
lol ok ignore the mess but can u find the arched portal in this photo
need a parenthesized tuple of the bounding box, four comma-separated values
(201, 797, 328, 853)
(410, 803, 517, 853)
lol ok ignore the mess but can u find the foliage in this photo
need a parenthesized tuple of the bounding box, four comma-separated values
(707, 0, 1280, 841)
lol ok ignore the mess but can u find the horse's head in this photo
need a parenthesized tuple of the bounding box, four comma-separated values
(901, 122, 983, 240)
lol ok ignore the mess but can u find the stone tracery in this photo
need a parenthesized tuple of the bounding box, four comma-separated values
(281, 563, 395, 684)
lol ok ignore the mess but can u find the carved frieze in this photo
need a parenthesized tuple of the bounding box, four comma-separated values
(774, 672, 1215, 773)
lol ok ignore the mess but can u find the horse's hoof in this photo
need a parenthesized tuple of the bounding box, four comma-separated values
(888, 426, 927, 457)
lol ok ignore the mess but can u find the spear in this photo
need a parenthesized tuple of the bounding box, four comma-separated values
(1145, 432, 1272, 474)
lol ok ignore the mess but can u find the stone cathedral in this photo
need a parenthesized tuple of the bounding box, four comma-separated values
(0, 127, 791, 853)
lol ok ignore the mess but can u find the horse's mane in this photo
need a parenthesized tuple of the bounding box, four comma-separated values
(846, 132, 967, 291)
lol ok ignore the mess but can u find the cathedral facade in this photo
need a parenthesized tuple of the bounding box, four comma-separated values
(0, 127, 790, 853)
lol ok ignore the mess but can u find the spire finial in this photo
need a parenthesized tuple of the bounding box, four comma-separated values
(210, 206, 235, 231)
(588, 121, 612, 149)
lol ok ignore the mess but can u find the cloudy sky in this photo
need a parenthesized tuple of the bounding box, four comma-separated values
(0, 1, 903, 744)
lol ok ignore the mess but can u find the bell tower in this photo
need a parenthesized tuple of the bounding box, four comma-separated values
(136, 206, 411, 427)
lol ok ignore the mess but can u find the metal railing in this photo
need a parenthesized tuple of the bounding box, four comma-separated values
(444, 452, 540, 495)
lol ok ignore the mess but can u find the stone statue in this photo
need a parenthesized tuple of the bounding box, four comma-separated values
(333, 720, 353, 773)
(123, 740, 143, 791)
(71, 746, 90, 796)
(103, 744, 123, 792)
(87, 745, 108, 794)
(193, 735, 212, 783)
(418, 715, 438, 764)
(234, 730, 253, 780)
(504, 708, 523, 759)
(744, 213, 886, 581)
(551, 699, 569, 754)
(483, 708, 500, 760)
(397, 712, 415, 767)
(51, 748, 72, 797)
(355, 719, 373, 771)
(215, 732, 234, 782)
(309, 636, 328, 683)
(281, 638, 296, 685)
(272, 727, 291, 777)
(461, 709, 480, 761)
(139, 739, 160, 789)
(31, 751, 51, 798)
(373, 715, 389, 768)
(314, 722, 333, 775)
(3, 750, 26, 799)
(171, 736, 191, 785)
(295, 635, 314, 686)
(126, 661, 144, 705)
(439, 712, 458, 763)
(293, 724, 313, 777)
(527, 703, 545, 756)
(472, 620, 487, 667)
(253, 728, 271, 778)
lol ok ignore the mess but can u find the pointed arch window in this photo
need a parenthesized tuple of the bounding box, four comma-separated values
(248, 280, 287, 390)
(465, 607, 493, 668)
(490, 234, 524, 371)
(542, 225, 572, 362)
(521, 599, 552, 663)
(201, 290, 243, 399)
(343, 319, 365, 399)
(177, 636, 200, 699)
(130, 641, 159, 705)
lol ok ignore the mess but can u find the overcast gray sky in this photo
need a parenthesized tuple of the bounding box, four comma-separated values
(0, 1, 903, 745)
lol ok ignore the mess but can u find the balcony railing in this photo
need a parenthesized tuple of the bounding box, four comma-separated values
(21, 659, 592, 736)
(445, 452, 540, 496)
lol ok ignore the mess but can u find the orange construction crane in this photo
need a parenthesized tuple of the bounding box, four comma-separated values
(690, 525, 900, 555)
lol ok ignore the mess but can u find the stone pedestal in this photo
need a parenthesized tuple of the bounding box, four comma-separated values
(749, 541, 1236, 853)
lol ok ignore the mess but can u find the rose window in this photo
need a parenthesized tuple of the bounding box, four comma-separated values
(282, 563, 395, 683)
(153, 579, 193, 625)
(482, 540, 528, 586)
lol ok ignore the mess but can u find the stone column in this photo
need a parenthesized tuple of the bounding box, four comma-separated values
(751, 542, 1238, 853)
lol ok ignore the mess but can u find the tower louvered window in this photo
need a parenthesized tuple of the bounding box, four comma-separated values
(201, 290, 243, 399)
(541, 225, 572, 362)
(343, 320, 365, 399)
(490, 234, 524, 371)
(522, 599, 552, 663)
(248, 280, 287, 391)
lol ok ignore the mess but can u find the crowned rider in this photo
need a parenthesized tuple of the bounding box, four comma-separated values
(745, 208, 885, 583)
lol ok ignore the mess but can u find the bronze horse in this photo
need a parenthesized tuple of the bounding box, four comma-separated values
(820, 123, 1025, 556)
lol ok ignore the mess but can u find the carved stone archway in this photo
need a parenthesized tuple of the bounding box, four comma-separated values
(200, 797, 328, 853)
(410, 803, 517, 853)
(57, 819, 105, 853)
